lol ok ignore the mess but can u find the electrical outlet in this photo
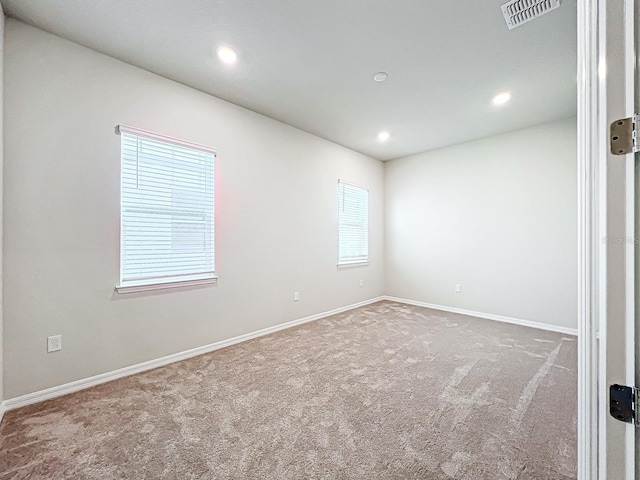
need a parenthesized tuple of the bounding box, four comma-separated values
(294, 291, 299, 302)
(455, 284, 462, 293)
(47, 335, 62, 352)
(359, 280, 364, 287)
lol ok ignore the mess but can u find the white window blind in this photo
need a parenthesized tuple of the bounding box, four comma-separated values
(338, 180, 369, 267)
(118, 126, 215, 290)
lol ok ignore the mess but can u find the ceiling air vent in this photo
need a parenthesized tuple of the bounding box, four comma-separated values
(501, 0, 560, 30)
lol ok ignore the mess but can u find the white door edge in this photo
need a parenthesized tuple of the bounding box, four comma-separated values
(623, 0, 637, 478)
(577, 0, 602, 478)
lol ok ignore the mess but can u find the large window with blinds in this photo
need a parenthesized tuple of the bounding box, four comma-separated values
(116, 125, 216, 293)
(337, 180, 369, 267)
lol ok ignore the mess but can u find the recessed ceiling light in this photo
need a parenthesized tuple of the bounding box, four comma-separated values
(378, 131, 390, 142)
(217, 46, 238, 65)
(492, 92, 512, 106)
(373, 72, 388, 82)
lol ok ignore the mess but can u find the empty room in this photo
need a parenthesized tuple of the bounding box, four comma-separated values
(0, 1, 579, 479)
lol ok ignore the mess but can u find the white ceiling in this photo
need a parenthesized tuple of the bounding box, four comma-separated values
(1, 0, 576, 161)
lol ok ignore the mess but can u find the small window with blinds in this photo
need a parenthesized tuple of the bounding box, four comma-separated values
(116, 125, 216, 293)
(337, 180, 369, 268)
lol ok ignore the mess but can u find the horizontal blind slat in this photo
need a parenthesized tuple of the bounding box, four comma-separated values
(338, 181, 368, 264)
(120, 130, 215, 284)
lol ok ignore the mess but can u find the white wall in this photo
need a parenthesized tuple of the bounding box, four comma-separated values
(385, 118, 577, 329)
(3, 20, 384, 399)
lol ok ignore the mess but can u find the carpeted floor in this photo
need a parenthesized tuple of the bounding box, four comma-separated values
(0, 301, 576, 479)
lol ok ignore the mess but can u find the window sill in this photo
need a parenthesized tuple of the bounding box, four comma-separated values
(116, 276, 218, 294)
(337, 261, 369, 269)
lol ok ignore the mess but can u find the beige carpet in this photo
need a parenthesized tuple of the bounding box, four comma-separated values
(0, 301, 576, 479)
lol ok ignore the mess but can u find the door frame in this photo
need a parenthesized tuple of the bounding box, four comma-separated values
(576, 1, 600, 478)
(578, 0, 636, 478)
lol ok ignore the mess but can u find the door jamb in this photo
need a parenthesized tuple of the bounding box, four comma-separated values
(577, 0, 602, 478)
(623, 1, 636, 476)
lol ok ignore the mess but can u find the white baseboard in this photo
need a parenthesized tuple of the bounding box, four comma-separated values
(3, 296, 385, 413)
(1, 294, 576, 415)
(383, 296, 578, 336)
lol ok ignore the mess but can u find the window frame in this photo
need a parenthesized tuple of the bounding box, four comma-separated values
(337, 179, 369, 269)
(115, 125, 217, 294)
